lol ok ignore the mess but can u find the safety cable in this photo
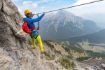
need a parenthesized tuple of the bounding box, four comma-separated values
(35, 0, 104, 15)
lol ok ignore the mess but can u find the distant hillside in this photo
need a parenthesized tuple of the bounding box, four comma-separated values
(69, 29, 105, 44)
(40, 11, 100, 40)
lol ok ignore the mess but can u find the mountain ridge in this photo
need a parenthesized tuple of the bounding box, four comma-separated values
(69, 29, 105, 44)
(40, 10, 100, 40)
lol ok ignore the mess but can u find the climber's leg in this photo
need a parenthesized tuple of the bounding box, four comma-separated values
(36, 35, 44, 53)
(32, 37, 36, 49)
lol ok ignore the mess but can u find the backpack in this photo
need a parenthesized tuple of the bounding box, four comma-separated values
(22, 22, 32, 34)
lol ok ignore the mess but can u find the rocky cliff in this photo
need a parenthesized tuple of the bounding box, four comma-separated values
(0, 0, 70, 70)
(0, 0, 105, 70)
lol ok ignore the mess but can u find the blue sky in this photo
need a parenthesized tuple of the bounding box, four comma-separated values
(12, 0, 78, 15)
(12, 0, 105, 28)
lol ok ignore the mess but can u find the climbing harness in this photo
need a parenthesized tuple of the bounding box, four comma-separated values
(31, 30, 39, 39)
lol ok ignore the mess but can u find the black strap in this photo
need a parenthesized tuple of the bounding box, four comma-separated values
(37, 14, 40, 30)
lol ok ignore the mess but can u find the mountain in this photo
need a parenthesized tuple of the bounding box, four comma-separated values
(69, 29, 105, 44)
(40, 11, 100, 40)
(83, 13, 105, 29)
(1, 0, 105, 70)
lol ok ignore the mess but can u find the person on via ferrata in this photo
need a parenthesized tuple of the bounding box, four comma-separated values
(22, 9, 45, 53)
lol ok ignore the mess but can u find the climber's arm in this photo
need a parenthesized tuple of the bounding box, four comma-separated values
(31, 13, 45, 23)
(23, 13, 45, 25)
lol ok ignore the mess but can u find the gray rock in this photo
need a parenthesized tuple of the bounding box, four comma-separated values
(0, 0, 2, 10)
(0, 0, 65, 70)
(101, 63, 105, 70)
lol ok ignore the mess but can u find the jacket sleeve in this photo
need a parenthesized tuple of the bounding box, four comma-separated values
(31, 13, 45, 23)
(23, 13, 45, 23)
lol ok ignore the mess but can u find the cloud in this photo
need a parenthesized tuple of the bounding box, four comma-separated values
(38, 0, 49, 3)
(18, 0, 46, 16)
(12, 0, 21, 3)
(18, 1, 38, 16)
(23, 1, 38, 8)
(69, 0, 105, 16)
(75, 0, 95, 4)
(67, 0, 105, 28)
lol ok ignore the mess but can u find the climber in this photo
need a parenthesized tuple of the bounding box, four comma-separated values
(23, 9, 45, 53)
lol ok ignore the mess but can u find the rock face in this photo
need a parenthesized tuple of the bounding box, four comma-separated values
(0, 0, 68, 70)
(1, 0, 105, 70)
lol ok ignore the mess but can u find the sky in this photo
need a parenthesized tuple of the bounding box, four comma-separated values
(12, 0, 105, 28)
(12, 0, 77, 15)
(68, 0, 105, 28)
